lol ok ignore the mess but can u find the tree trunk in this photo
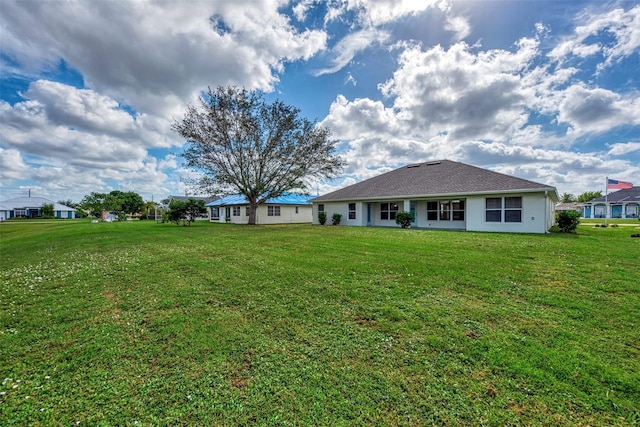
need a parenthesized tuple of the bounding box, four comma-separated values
(248, 200, 258, 225)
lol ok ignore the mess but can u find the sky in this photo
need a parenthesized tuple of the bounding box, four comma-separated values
(1, 0, 639, 203)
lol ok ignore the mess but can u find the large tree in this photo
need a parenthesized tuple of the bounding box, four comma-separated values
(173, 86, 345, 225)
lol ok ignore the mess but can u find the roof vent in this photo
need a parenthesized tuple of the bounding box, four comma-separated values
(407, 164, 421, 168)
(425, 161, 441, 166)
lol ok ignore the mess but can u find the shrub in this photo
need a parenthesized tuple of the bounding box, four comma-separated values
(41, 203, 54, 218)
(556, 210, 581, 233)
(395, 211, 414, 228)
(318, 211, 327, 225)
(332, 213, 342, 225)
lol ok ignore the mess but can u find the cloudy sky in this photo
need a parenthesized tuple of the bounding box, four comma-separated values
(1, 0, 639, 203)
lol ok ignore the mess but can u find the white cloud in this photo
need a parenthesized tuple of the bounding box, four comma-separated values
(315, 29, 390, 76)
(23, 80, 136, 134)
(320, 17, 639, 195)
(557, 84, 640, 135)
(325, 0, 437, 27)
(443, 15, 471, 41)
(0, 1, 327, 116)
(292, 0, 314, 22)
(548, 4, 640, 68)
(0, 81, 182, 201)
(607, 142, 640, 156)
(0, 148, 29, 180)
(378, 39, 538, 140)
(0, 1, 638, 201)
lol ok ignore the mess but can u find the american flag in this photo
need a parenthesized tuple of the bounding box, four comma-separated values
(607, 179, 633, 190)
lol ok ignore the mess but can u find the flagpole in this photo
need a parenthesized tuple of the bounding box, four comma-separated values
(605, 176, 608, 226)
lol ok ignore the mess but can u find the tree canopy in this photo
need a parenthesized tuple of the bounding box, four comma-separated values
(560, 193, 576, 203)
(80, 190, 144, 218)
(168, 198, 206, 226)
(577, 191, 602, 202)
(40, 203, 54, 218)
(173, 86, 345, 225)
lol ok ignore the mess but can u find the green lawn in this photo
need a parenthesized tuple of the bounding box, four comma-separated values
(1, 220, 638, 426)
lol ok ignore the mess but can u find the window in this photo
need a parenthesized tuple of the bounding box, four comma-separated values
(452, 200, 465, 221)
(268, 205, 281, 216)
(211, 207, 219, 220)
(233, 206, 241, 216)
(504, 197, 522, 222)
(348, 203, 356, 220)
(439, 201, 450, 221)
(246, 206, 250, 216)
(318, 204, 325, 212)
(427, 200, 465, 221)
(486, 197, 522, 223)
(380, 202, 399, 220)
(485, 198, 502, 222)
(427, 201, 438, 220)
(295, 206, 299, 214)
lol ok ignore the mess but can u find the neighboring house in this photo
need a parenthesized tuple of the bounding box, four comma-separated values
(207, 193, 314, 224)
(582, 187, 639, 219)
(165, 195, 219, 220)
(0, 197, 76, 219)
(311, 160, 558, 234)
(0, 204, 9, 221)
(555, 202, 584, 213)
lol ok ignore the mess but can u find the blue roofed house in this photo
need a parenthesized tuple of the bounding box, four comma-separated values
(311, 160, 558, 233)
(207, 193, 314, 224)
(582, 186, 639, 219)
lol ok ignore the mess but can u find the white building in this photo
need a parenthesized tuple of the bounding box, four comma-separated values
(311, 160, 558, 234)
(0, 197, 76, 219)
(207, 193, 314, 225)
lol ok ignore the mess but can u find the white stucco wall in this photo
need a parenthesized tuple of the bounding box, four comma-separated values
(313, 202, 366, 226)
(465, 192, 553, 233)
(313, 191, 555, 233)
(213, 204, 312, 224)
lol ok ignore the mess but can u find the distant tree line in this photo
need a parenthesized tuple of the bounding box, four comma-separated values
(559, 191, 602, 203)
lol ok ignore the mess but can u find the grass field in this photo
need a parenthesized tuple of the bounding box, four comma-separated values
(1, 220, 639, 426)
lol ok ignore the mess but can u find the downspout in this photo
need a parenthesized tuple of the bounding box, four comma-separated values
(544, 190, 548, 234)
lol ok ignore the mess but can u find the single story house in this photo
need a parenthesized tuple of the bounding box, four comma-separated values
(582, 186, 639, 219)
(0, 204, 9, 221)
(311, 160, 558, 233)
(0, 196, 76, 219)
(555, 202, 584, 213)
(207, 193, 314, 224)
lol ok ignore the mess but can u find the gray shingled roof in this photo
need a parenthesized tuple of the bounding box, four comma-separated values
(313, 160, 557, 202)
(588, 187, 640, 203)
